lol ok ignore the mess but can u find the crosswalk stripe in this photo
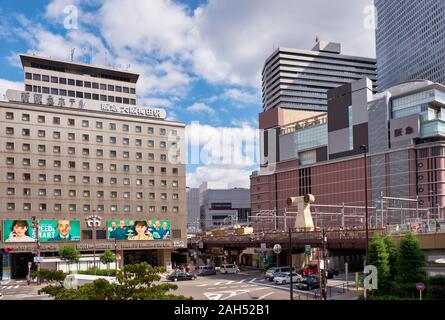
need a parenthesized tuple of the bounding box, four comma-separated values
(237, 279, 246, 284)
(248, 278, 257, 283)
(257, 292, 274, 300)
(196, 284, 209, 287)
(14, 285, 19, 289)
(7, 286, 13, 289)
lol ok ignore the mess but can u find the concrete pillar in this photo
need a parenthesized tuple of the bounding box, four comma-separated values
(157, 249, 172, 268)
(293, 253, 306, 269)
(117, 250, 125, 269)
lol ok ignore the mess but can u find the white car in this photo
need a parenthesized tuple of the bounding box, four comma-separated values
(274, 272, 303, 285)
(220, 264, 240, 274)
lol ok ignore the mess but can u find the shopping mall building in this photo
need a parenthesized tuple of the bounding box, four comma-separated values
(251, 78, 445, 229)
(0, 55, 186, 279)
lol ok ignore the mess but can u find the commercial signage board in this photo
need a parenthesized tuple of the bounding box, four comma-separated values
(305, 244, 311, 256)
(2, 253, 11, 280)
(3, 220, 81, 242)
(107, 220, 171, 240)
(5, 89, 167, 120)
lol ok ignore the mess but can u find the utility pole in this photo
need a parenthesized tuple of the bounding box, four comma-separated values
(284, 208, 287, 231)
(359, 144, 369, 300)
(288, 227, 293, 301)
(341, 203, 345, 229)
(322, 229, 327, 300)
(381, 192, 384, 228)
(274, 207, 277, 230)
(31, 216, 41, 284)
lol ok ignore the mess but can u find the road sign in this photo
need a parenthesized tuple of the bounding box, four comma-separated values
(416, 282, 425, 291)
(33, 256, 43, 263)
(273, 244, 282, 254)
(416, 282, 425, 300)
(305, 245, 311, 256)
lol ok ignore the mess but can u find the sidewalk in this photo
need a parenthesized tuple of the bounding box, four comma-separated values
(329, 288, 363, 300)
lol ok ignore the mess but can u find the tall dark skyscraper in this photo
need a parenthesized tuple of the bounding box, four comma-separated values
(375, 0, 445, 91)
(262, 41, 376, 112)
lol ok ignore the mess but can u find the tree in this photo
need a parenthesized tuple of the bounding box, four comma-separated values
(394, 233, 426, 298)
(368, 234, 390, 294)
(383, 236, 398, 285)
(59, 246, 80, 273)
(41, 262, 192, 300)
(100, 250, 116, 274)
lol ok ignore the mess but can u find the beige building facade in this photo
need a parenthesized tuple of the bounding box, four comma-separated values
(0, 55, 186, 278)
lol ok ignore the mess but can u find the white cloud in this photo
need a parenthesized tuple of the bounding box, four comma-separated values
(14, 0, 376, 101)
(139, 97, 173, 108)
(45, 0, 82, 19)
(98, 0, 197, 58)
(185, 122, 259, 167)
(0, 79, 23, 101)
(186, 102, 215, 115)
(207, 88, 260, 107)
(187, 166, 254, 189)
(194, 0, 375, 86)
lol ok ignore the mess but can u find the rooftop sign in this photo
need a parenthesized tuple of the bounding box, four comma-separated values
(5, 89, 166, 119)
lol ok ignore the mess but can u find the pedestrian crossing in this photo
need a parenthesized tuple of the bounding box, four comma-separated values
(1, 285, 20, 290)
(196, 277, 267, 287)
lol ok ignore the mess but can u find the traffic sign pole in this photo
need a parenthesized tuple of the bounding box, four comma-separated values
(416, 282, 425, 300)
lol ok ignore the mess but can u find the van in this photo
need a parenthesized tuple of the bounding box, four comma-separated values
(197, 266, 216, 276)
(265, 266, 297, 281)
(220, 264, 239, 274)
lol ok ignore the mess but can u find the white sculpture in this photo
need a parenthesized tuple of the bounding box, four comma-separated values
(287, 194, 315, 231)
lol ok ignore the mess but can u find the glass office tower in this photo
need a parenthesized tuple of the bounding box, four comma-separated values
(375, 0, 445, 91)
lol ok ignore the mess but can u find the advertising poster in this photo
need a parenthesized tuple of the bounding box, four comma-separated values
(107, 220, 171, 240)
(3, 220, 81, 242)
(2, 253, 11, 280)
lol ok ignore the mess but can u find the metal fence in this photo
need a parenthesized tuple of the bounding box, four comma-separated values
(251, 201, 444, 232)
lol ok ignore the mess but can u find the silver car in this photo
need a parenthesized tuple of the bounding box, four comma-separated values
(274, 272, 303, 285)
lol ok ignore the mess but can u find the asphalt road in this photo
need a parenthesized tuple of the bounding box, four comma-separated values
(160, 270, 351, 300)
(0, 279, 51, 300)
(0, 271, 354, 300)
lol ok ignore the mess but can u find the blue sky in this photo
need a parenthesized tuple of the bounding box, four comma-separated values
(0, 0, 376, 188)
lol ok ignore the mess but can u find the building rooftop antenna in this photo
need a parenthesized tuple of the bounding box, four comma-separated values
(70, 48, 75, 62)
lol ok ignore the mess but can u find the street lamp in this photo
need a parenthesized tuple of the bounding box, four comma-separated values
(273, 244, 282, 266)
(85, 214, 102, 275)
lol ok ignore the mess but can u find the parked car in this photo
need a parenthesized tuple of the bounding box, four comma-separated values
(167, 271, 196, 281)
(265, 266, 297, 281)
(302, 264, 319, 276)
(273, 272, 303, 285)
(220, 264, 239, 274)
(197, 266, 217, 276)
(325, 268, 338, 279)
(296, 276, 320, 291)
(264, 263, 277, 271)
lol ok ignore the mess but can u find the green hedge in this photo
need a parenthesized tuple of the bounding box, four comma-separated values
(30, 269, 67, 282)
(78, 269, 117, 276)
